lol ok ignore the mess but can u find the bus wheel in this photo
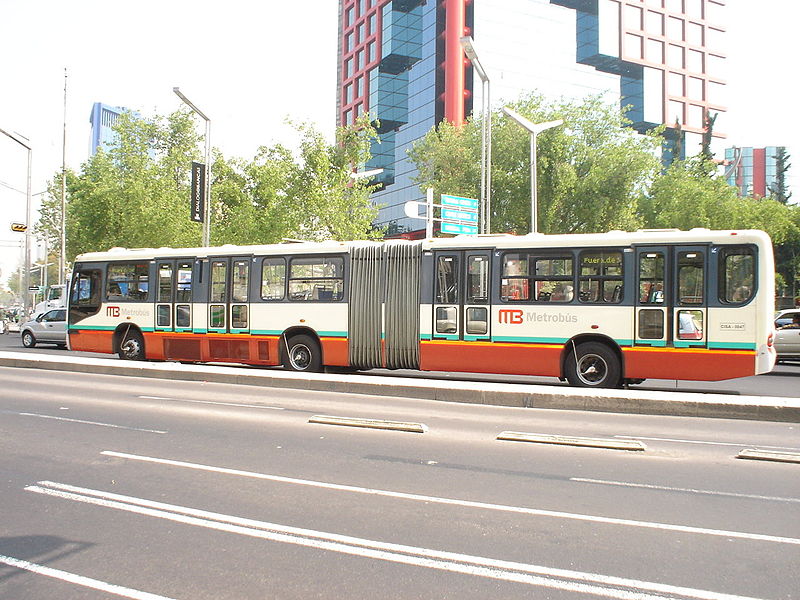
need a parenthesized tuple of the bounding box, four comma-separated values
(284, 334, 322, 373)
(565, 342, 621, 388)
(118, 328, 145, 361)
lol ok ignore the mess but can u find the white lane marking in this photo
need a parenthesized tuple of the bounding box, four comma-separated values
(101, 451, 800, 546)
(25, 481, 769, 600)
(137, 395, 284, 410)
(615, 435, 800, 452)
(570, 478, 800, 504)
(0, 553, 175, 600)
(18, 413, 167, 434)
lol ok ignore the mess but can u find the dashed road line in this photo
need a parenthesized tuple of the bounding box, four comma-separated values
(569, 477, 800, 504)
(17, 412, 167, 434)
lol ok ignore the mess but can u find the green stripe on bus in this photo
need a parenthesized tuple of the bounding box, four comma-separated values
(708, 342, 757, 350)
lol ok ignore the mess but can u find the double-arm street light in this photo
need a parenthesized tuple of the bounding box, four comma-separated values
(0, 126, 32, 316)
(502, 107, 563, 234)
(459, 36, 491, 234)
(173, 87, 211, 247)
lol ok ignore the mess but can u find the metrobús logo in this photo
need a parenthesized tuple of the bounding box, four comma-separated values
(106, 306, 150, 318)
(498, 309, 577, 324)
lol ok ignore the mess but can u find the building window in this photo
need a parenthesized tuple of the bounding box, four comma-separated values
(687, 21, 703, 45)
(687, 48, 704, 72)
(667, 16, 684, 41)
(647, 10, 664, 35)
(669, 72, 685, 96)
(668, 44, 685, 68)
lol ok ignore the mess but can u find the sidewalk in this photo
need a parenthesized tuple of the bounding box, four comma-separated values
(1, 351, 798, 423)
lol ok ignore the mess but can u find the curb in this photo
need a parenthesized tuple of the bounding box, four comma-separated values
(1, 352, 799, 423)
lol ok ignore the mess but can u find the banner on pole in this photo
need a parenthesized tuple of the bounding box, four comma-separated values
(190, 162, 205, 223)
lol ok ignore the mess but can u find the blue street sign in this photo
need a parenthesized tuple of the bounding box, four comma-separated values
(440, 194, 479, 209)
(441, 208, 479, 222)
(441, 221, 479, 235)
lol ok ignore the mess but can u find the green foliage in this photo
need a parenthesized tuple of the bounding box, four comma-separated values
(35, 110, 382, 266)
(410, 93, 662, 234)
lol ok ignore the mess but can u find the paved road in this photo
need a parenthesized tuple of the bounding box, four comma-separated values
(2, 330, 798, 398)
(1, 367, 798, 599)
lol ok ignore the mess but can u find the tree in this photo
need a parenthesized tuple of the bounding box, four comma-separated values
(770, 147, 792, 204)
(409, 93, 662, 234)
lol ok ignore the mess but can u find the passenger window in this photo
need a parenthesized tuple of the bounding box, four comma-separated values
(501, 253, 529, 301)
(107, 263, 150, 301)
(579, 250, 623, 303)
(436, 256, 459, 304)
(678, 252, 704, 305)
(719, 247, 755, 304)
(261, 258, 286, 300)
(288, 256, 344, 302)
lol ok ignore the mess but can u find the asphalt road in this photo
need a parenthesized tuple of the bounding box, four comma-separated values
(1, 366, 798, 599)
(2, 330, 798, 398)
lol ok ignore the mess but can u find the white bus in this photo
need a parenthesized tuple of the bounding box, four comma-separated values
(67, 229, 776, 388)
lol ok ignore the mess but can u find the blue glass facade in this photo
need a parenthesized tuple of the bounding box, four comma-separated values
(89, 102, 128, 155)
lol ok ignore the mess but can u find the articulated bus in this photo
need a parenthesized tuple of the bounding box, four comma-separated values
(67, 229, 776, 388)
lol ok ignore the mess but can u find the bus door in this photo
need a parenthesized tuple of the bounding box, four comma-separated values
(635, 246, 708, 347)
(208, 256, 251, 334)
(432, 250, 491, 342)
(672, 246, 708, 348)
(155, 259, 194, 332)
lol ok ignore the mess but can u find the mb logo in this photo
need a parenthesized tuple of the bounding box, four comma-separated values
(498, 309, 523, 324)
(106, 306, 120, 317)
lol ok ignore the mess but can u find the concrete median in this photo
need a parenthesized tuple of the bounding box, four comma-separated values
(1, 351, 798, 423)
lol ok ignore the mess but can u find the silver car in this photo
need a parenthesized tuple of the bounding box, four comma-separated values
(20, 309, 68, 349)
(774, 309, 800, 363)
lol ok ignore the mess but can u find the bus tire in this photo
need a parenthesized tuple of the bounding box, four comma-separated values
(118, 328, 145, 361)
(283, 334, 322, 373)
(565, 342, 621, 388)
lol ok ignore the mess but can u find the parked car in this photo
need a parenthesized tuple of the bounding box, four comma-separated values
(20, 309, 68, 349)
(774, 309, 800, 363)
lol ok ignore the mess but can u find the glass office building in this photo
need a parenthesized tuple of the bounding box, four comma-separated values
(336, 0, 727, 234)
(724, 146, 785, 199)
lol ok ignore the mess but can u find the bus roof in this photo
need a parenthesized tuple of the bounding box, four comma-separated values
(73, 229, 772, 263)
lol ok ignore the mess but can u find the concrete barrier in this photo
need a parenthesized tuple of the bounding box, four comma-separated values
(1, 351, 798, 423)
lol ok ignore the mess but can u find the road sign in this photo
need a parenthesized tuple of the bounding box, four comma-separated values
(404, 200, 425, 219)
(440, 194, 479, 210)
(11, 222, 27, 232)
(28, 286, 41, 292)
(441, 221, 479, 235)
(441, 208, 478, 223)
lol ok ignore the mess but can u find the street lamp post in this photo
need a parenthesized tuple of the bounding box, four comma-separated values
(501, 107, 563, 234)
(173, 87, 211, 247)
(459, 36, 491, 234)
(0, 126, 33, 316)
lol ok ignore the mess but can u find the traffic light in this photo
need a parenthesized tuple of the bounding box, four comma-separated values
(11, 222, 27, 232)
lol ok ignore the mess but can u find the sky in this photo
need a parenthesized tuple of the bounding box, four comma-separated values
(1, 0, 798, 287)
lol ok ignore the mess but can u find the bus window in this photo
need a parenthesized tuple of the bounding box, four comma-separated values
(232, 260, 249, 303)
(288, 256, 344, 302)
(579, 250, 623, 303)
(211, 261, 227, 302)
(107, 263, 149, 301)
(176, 262, 193, 303)
(466, 256, 489, 304)
(71, 270, 101, 306)
(533, 256, 573, 302)
(639, 252, 664, 303)
(719, 247, 755, 304)
(261, 258, 286, 300)
(436, 256, 459, 304)
(501, 253, 529, 301)
(678, 252, 704, 305)
(158, 264, 173, 303)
